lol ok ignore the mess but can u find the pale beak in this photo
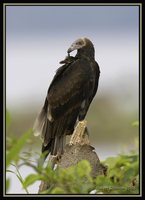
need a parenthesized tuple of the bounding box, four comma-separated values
(67, 48, 72, 53)
(67, 46, 74, 53)
(67, 42, 77, 53)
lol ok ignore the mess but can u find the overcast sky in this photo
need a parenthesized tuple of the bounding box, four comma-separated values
(6, 5, 139, 111)
(6, 6, 138, 36)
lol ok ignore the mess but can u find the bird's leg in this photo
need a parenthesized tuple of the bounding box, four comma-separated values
(69, 120, 90, 145)
(38, 154, 59, 193)
(47, 154, 61, 170)
(50, 155, 58, 169)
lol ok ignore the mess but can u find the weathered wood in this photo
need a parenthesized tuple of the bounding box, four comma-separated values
(38, 144, 106, 193)
(58, 144, 105, 178)
(38, 121, 106, 193)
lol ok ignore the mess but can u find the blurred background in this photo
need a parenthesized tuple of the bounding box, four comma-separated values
(6, 5, 139, 193)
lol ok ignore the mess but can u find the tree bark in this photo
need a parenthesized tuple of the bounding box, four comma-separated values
(38, 144, 106, 193)
(38, 121, 106, 193)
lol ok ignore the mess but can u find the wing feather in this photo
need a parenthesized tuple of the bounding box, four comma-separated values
(47, 59, 92, 119)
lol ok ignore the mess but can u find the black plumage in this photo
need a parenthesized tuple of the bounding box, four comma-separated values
(33, 37, 100, 159)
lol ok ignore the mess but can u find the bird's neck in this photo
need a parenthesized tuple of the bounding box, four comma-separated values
(76, 48, 95, 60)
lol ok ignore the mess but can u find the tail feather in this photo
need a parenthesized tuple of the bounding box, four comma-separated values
(33, 98, 79, 158)
(41, 117, 48, 140)
(43, 115, 69, 155)
(41, 135, 65, 158)
(43, 120, 53, 146)
(33, 108, 46, 137)
(52, 135, 65, 155)
(34, 110, 69, 156)
(33, 98, 48, 137)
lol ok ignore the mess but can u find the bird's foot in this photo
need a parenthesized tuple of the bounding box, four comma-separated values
(69, 120, 90, 145)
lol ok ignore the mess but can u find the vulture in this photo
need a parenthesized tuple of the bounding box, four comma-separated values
(33, 37, 100, 160)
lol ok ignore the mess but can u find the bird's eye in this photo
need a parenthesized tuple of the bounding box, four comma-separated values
(76, 42, 82, 45)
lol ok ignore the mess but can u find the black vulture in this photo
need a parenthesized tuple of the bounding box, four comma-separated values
(33, 37, 100, 160)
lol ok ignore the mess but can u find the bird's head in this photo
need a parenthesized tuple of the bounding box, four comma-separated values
(67, 37, 95, 58)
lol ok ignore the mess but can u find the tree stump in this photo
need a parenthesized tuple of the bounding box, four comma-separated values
(38, 120, 106, 193)
(58, 144, 105, 178)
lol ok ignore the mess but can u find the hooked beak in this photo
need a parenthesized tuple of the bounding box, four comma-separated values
(67, 42, 78, 54)
(67, 46, 74, 54)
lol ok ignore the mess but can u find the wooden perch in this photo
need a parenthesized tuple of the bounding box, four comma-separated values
(38, 120, 106, 193)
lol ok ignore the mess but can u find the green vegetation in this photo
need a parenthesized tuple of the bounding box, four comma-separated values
(6, 111, 140, 195)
